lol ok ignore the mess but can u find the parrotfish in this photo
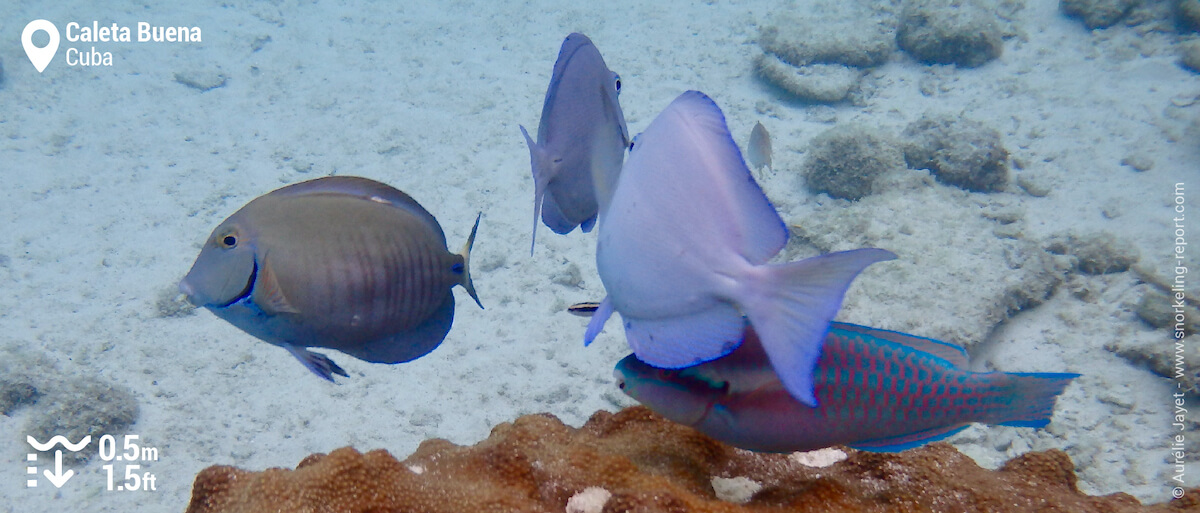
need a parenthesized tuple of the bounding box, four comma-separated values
(615, 321, 1079, 453)
(586, 90, 895, 407)
(747, 121, 772, 172)
(521, 33, 630, 253)
(179, 176, 482, 381)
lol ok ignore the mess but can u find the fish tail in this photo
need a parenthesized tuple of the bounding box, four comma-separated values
(739, 248, 896, 407)
(458, 213, 483, 309)
(986, 372, 1080, 428)
(521, 125, 553, 255)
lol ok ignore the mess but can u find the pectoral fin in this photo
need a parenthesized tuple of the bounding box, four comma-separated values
(252, 256, 300, 315)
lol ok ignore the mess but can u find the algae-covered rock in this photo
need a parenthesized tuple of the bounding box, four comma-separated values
(1180, 39, 1200, 73)
(755, 54, 862, 104)
(1181, 0, 1200, 31)
(1108, 330, 1200, 394)
(1045, 231, 1140, 275)
(902, 113, 1009, 192)
(0, 380, 39, 415)
(1135, 288, 1200, 335)
(755, 7, 895, 103)
(1061, 0, 1141, 29)
(759, 16, 894, 68)
(897, 0, 1004, 67)
(803, 124, 905, 200)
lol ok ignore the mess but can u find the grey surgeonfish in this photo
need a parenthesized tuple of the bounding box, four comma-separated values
(585, 91, 894, 407)
(747, 121, 772, 172)
(520, 32, 629, 253)
(179, 176, 482, 381)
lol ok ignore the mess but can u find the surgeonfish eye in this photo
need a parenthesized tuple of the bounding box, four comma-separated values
(612, 72, 621, 93)
(220, 234, 238, 249)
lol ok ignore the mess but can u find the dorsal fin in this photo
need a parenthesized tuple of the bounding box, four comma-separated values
(268, 176, 447, 246)
(830, 322, 969, 369)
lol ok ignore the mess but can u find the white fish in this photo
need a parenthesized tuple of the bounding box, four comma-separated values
(586, 91, 894, 407)
(747, 121, 772, 172)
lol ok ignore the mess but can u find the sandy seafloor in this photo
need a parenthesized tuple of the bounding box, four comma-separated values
(0, 0, 1198, 510)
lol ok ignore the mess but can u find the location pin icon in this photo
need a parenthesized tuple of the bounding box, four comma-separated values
(22, 20, 60, 73)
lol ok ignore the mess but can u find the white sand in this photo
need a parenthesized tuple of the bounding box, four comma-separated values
(0, 0, 1196, 510)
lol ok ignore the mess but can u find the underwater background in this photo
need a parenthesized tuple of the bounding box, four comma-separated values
(1, 0, 1198, 510)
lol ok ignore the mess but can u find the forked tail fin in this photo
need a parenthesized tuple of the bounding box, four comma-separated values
(740, 248, 897, 407)
(458, 213, 483, 309)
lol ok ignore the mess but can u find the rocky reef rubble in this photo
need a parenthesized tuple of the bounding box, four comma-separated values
(185, 407, 1195, 513)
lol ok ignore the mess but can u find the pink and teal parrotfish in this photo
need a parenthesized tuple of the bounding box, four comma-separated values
(179, 176, 482, 381)
(521, 33, 629, 253)
(585, 90, 895, 408)
(614, 321, 1078, 453)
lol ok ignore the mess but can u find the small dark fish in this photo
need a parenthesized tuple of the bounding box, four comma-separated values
(521, 33, 629, 253)
(567, 301, 601, 317)
(747, 121, 772, 172)
(179, 176, 482, 381)
(615, 322, 1078, 453)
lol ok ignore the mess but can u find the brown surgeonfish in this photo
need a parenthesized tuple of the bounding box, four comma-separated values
(179, 176, 482, 381)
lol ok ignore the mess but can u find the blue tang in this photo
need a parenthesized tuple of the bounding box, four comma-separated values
(179, 176, 482, 381)
(615, 320, 1079, 453)
(521, 33, 629, 253)
(586, 90, 895, 407)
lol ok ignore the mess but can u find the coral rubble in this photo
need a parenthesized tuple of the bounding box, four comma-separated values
(897, 0, 1004, 67)
(185, 407, 1195, 513)
(901, 113, 1010, 193)
(0, 379, 39, 416)
(1061, 0, 1141, 29)
(803, 124, 905, 200)
(1181, 40, 1200, 73)
(755, 8, 895, 103)
(1045, 231, 1141, 275)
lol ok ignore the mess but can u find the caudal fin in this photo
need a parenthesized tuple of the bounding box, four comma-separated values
(458, 213, 483, 309)
(988, 372, 1079, 428)
(741, 248, 897, 407)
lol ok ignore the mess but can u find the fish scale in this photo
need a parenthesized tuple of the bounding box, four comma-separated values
(823, 332, 1005, 428)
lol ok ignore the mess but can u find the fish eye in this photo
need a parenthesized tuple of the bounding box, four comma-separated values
(220, 234, 238, 249)
(612, 73, 621, 92)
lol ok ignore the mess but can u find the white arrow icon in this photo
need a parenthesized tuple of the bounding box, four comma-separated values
(22, 20, 60, 73)
(43, 450, 74, 488)
(27, 435, 89, 488)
